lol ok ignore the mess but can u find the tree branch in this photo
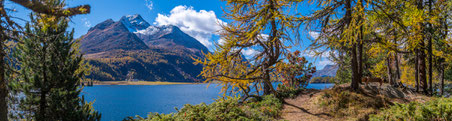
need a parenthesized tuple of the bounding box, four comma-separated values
(10, 0, 90, 17)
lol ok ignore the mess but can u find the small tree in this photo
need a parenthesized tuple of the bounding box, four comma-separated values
(126, 69, 136, 82)
(276, 50, 316, 89)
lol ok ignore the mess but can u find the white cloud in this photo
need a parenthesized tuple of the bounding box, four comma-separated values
(81, 18, 91, 28)
(242, 48, 258, 57)
(309, 31, 320, 39)
(218, 38, 226, 45)
(300, 51, 316, 57)
(316, 58, 334, 69)
(145, 0, 153, 10)
(154, 5, 225, 48)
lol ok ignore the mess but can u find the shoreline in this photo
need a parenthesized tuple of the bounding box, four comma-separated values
(91, 81, 202, 85)
(87, 81, 334, 86)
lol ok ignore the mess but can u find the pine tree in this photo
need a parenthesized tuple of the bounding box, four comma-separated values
(0, 1, 90, 120)
(13, 13, 100, 120)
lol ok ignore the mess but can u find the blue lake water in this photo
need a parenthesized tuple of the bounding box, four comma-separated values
(81, 83, 334, 121)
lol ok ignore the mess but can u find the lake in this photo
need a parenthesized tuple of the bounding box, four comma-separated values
(82, 83, 334, 121)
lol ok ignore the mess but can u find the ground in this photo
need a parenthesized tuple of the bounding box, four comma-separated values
(281, 83, 432, 121)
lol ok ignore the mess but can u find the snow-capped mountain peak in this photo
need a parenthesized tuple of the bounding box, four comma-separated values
(120, 14, 150, 32)
(133, 24, 181, 36)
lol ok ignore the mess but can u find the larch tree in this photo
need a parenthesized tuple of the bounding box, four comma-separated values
(194, 0, 305, 97)
(13, 11, 100, 120)
(305, 0, 368, 90)
(0, 0, 90, 120)
(369, 0, 452, 94)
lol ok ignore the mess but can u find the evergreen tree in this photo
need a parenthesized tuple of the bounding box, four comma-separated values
(12, 13, 100, 120)
(0, 1, 90, 120)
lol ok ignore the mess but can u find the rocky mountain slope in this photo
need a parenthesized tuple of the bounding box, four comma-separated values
(312, 64, 338, 77)
(79, 14, 208, 82)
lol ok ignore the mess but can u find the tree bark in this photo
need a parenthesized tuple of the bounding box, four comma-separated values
(10, 0, 90, 17)
(351, 44, 359, 90)
(395, 53, 400, 79)
(395, 53, 400, 86)
(415, 51, 419, 92)
(394, 30, 401, 80)
(441, 11, 448, 96)
(358, 28, 363, 79)
(417, 0, 428, 94)
(419, 49, 428, 94)
(38, 45, 48, 121)
(0, 2, 8, 120)
(427, 0, 433, 95)
(349, 0, 361, 91)
(441, 67, 444, 95)
(386, 56, 393, 85)
(0, 35, 7, 121)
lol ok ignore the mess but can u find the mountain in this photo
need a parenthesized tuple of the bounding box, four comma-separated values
(79, 14, 208, 82)
(135, 25, 209, 56)
(312, 64, 338, 77)
(80, 19, 149, 54)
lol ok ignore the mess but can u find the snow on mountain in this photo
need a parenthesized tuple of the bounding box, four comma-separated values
(119, 14, 150, 32)
(133, 25, 176, 37)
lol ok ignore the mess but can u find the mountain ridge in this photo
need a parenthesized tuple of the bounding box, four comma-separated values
(80, 14, 208, 82)
(312, 64, 338, 77)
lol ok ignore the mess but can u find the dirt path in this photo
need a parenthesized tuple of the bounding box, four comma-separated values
(281, 84, 431, 121)
(281, 89, 335, 121)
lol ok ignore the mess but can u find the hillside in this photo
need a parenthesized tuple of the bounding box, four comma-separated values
(310, 65, 338, 83)
(80, 14, 208, 82)
(281, 83, 433, 121)
(312, 64, 338, 78)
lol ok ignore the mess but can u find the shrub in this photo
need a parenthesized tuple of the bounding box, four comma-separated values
(276, 83, 304, 98)
(317, 87, 391, 119)
(124, 94, 283, 121)
(369, 98, 452, 121)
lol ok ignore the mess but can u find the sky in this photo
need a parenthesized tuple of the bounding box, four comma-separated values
(5, 0, 334, 69)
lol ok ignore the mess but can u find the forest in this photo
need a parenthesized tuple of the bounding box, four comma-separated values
(0, 0, 450, 121)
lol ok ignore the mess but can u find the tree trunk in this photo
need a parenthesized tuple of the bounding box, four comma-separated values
(417, 0, 428, 94)
(263, 72, 271, 95)
(441, 67, 444, 96)
(38, 44, 48, 121)
(427, 0, 433, 95)
(419, 49, 428, 94)
(0, 37, 7, 121)
(441, 10, 448, 96)
(394, 38, 401, 80)
(358, 28, 363, 79)
(351, 44, 359, 90)
(386, 56, 393, 85)
(350, 0, 362, 91)
(0, 2, 8, 120)
(395, 53, 400, 79)
(415, 51, 419, 92)
(395, 53, 400, 86)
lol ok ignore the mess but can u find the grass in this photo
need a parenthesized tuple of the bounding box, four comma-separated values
(315, 85, 393, 120)
(123, 94, 284, 121)
(369, 98, 452, 121)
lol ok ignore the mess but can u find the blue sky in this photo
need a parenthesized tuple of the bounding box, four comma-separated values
(6, 0, 333, 69)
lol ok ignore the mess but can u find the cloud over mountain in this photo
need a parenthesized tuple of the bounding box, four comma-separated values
(155, 5, 225, 48)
